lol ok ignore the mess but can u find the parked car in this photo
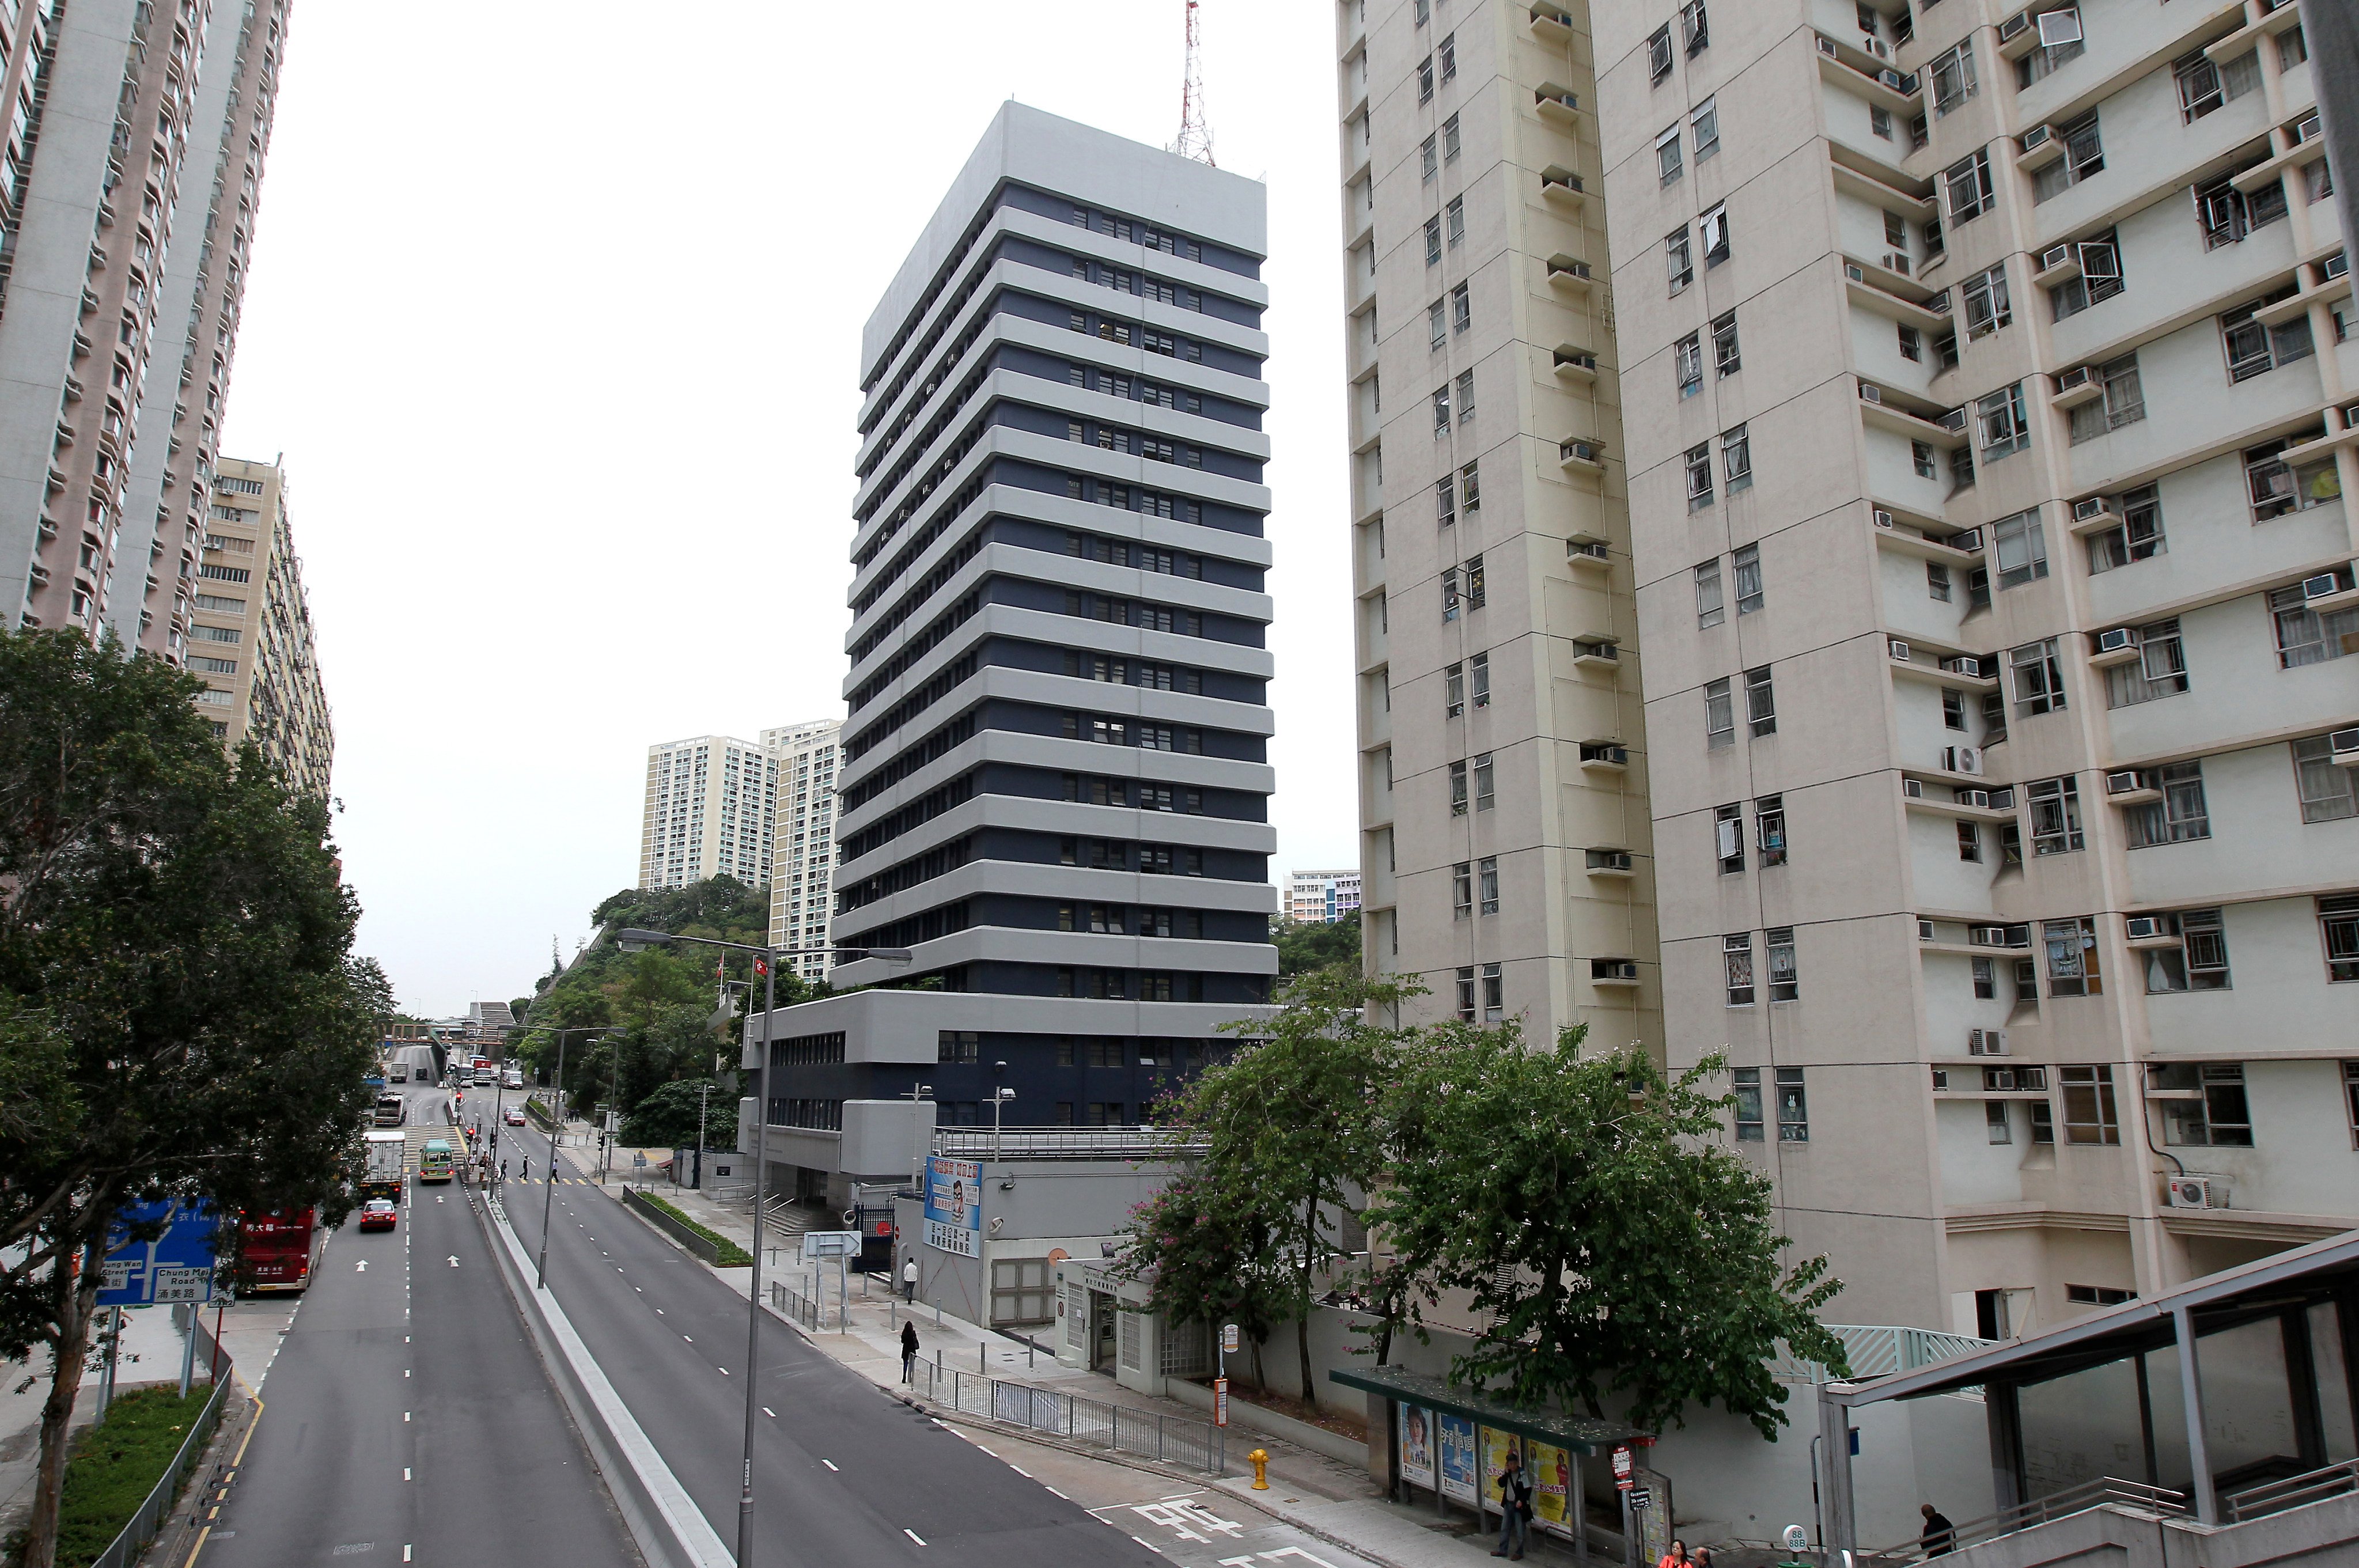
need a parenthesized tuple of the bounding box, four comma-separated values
(356, 1199, 399, 1232)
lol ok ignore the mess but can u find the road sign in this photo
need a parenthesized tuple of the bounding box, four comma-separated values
(1611, 1444, 1634, 1490)
(1221, 1323, 1240, 1353)
(632, 1151, 647, 1168)
(800, 1230, 861, 1262)
(1213, 1376, 1229, 1427)
(98, 1200, 218, 1308)
(1629, 1488, 1653, 1512)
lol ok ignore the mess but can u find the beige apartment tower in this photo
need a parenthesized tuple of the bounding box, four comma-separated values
(638, 735, 778, 893)
(189, 456, 329, 796)
(1339, 0, 1662, 1055)
(1593, 0, 2354, 1332)
(760, 718, 842, 981)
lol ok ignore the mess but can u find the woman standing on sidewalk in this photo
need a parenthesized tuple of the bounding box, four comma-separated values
(900, 1320, 919, 1384)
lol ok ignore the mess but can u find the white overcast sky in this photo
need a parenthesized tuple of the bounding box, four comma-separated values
(218, 3, 1353, 1016)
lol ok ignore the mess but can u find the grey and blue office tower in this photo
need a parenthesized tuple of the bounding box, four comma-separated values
(740, 103, 1277, 1210)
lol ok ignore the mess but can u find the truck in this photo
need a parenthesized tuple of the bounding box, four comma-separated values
(373, 1093, 405, 1127)
(239, 1206, 325, 1293)
(361, 1130, 406, 1200)
(389, 1062, 408, 1084)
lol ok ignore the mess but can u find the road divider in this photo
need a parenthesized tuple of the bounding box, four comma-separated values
(472, 1194, 732, 1568)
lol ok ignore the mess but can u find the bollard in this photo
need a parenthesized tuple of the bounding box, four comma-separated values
(1249, 1448, 1270, 1490)
(980, 1341, 986, 1372)
(934, 1347, 942, 1374)
(1028, 1338, 1035, 1369)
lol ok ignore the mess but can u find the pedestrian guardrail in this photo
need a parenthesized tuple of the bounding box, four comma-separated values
(1864, 1475, 2186, 1561)
(88, 1337, 235, 1568)
(769, 1279, 835, 1331)
(2227, 1456, 2359, 1522)
(904, 1360, 1225, 1475)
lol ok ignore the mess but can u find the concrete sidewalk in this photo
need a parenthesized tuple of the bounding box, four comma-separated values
(618, 1176, 1628, 1568)
(0, 1305, 205, 1544)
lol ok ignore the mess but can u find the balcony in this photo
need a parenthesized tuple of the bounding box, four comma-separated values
(1533, 83, 1581, 124)
(1812, 32, 1921, 112)
(1871, 502, 1983, 562)
(1857, 381, 1968, 449)
(1885, 635, 2000, 690)
(1527, 3, 1576, 43)
(1902, 779, 2016, 823)
(1843, 259, 1952, 331)
(1539, 165, 1586, 207)
(1552, 345, 1599, 382)
(1543, 253, 1593, 294)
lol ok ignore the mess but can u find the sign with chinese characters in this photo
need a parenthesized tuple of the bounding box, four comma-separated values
(98, 1200, 218, 1308)
(922, 1157, 982, 1258)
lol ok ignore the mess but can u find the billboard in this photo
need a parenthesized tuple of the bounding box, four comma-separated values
(1531, 1441, 1572, 1534)
(1399, 1404, 1434, 1484)
(922, 1157, 981, 1258)
(99, 1200, 218, 1307)
(1437, 1414, 1478, 1502)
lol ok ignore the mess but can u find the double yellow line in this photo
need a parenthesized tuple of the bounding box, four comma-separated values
(181, 1388, 262, 1567)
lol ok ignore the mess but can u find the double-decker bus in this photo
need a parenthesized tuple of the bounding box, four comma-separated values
(418, 1138, 457, 1184)
(240, 1207, 326, 1293)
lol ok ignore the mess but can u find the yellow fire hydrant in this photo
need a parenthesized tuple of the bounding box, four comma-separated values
(1248, 1449, 1270, 1490)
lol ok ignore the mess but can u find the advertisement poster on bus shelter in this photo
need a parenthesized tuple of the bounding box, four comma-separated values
(1398, 1405, 1433, 1486)
(923, 1157, 982, 1258)
(1530, 1442, 1572, 1534)
(1437, 1414, 1478, 1503)
(1482, 1427, 1519, 1514)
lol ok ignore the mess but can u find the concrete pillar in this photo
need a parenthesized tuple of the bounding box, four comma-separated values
(1817, 1383, 1856, 1552)
(2173, 1305, 2217, 1525)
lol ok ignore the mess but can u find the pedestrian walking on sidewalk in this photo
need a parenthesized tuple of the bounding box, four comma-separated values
(1492, 1449, 1532, 1559)
(900, 1320, 919, 1384)
(1657, 1541, 1690, 1568)
(902, 1258, 917, 1302)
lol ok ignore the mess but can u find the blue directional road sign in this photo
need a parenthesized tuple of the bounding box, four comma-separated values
(97, 1199, 219, 1307)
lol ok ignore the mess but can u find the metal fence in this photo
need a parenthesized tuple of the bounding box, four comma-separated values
(2227, 1456, 2359, 1522)
(1770, 1323, 1997, 1383)
(770, 1279, 839, 1332)
(1864, 1475, 2187, 1562)
(906, 1360, 1225, 1474)
(89, 1334, 235, 1568)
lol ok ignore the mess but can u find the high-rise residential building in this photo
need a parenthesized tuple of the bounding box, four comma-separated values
(1596, 0, 2354, 1333)
(1285, 868, 1364, 924)
(1338, 0, 1663, 1049)
(190, 456, 327, 793)
(0, 0, 290, 652)
(743, 103, 1277, 1209)
(638, 736, 778, 893)
(762, 718, 844, 980)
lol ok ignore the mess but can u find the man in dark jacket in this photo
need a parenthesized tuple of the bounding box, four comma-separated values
(1491, 1450, 1532, 1559)
(1920, 1502, 1957, 1555)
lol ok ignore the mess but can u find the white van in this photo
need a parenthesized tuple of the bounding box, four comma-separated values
(501, 1069, 523, 1089)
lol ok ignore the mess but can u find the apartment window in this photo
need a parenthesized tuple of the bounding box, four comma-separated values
(1694, 559, 1725, 628)
(1705, 677, 1734, 749)
(1745, 665, 1777, 737)
(1478, 856, 1498, 915)
(1958, 820, 1982, 862)
(1442, 114, 1460, 162)
(1684, 442, 1713, 510)
(1473, 752, 1494, 811)
(1464, 554, 1485, 608)
(1445, 197, 1464, 247)
(1657, 124, 1684, 187)
(1724, 933, 1755, 1003)
(1451, 282, 1470, 334)
(1978, 384, 2030, 463)
(1899, 324, 1923, 362)
(1699, 204, 1731, 268)
(1442, 565, 1460, 622)
(2026, 775, 2084, 854)
(2061, 1065, 2119, 1144)
(2126, 761, 2211, 849)
(1944, 148, 1994, 223)
(2197, 168, 2285, 251)
(1459, 461, 1480, 515)
(2248, 440, 2343, 522)
(1480, 962, 1503, 1022)
(1445, 661, 1466, 718)
(2088, 485, 2165, 573)
(1935, 331, 1960, 372)
(1666, 228, 1694, 294)
(1421, 133, 1439, 182)
(2143, 909, 2231, 993)
(1470, 652, 1490, 707)
(2044, 916, 2102, 997)
(1425, 215, 1442, 267)
(1943, 688, 1967, 730)
(1872, 105, 1894, 141)
(2222, 295, 2314, 383)
(1680, 0, 1709, 55)
(1418, 54, 1434, 103)
(1434, 474, 1457, 528)
(1712, 311, 1740, 375)
(2155, 1062, 2252, 1147)
(1756, 795, 1788, 868)
(1716, 802, 1744, 874)
(1675, 332, 1703, 397)
(1429, 298, 1447, 349)
(2050, 232, 2124, 320)
(1960, 264, 2010, 337)
(2175, 47, 2259, 122)
(1732, 1067, 1763, 1139)
(1455, 369, 1475, 425)
(1691, 98, 1719, 160)
(1775, 1067, 1808, 1142)
(2324, 897, 2359, 982)
(1721, 426, 1753, 493)
(1432, 385, 1451, 436)
(1986, 1100, 2013, 1144)
(1913, 441, 1937, 480)
(2295, 736, 2358, 822)
(1929, 41, 1978, 116)
(2269, 578, 2358, 666)
(2347, 1063, 2359, 1147)
(1648, 24, 1674, 84)
(1452, 861, 1473, 918)
(2104, 620, 2188, 709)
(1929, 563, 1953, 603)
(1732, 543, 1763, 612)
(1765, 927, 1798, 1001)
(2032, 111, 2104, 202)
(1438, 31, 1456, 79)
(1449, 759, 1468, 816)
(1415, 0, 1428, 22)
(1456, 967, 1476, 1021)
(2030, 1099, 2055, 1144)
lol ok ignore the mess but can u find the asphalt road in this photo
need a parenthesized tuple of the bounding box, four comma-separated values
(503, 1116, 1168, 1568)
(201, 1083, 638, 1567)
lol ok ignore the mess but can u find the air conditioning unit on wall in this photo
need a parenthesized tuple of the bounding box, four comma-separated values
(2166, 1176, 2218, 1210)
(1968, 1028, 2009, 1056)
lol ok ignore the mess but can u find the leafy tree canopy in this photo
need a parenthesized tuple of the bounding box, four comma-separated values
(620, 1077, 734, 1148)
(1272, 911, 1360, 979)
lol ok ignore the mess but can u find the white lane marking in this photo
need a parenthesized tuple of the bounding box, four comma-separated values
(1044, 1486, 1067, 1499)
(1011, 1465, 1031, 1478)
(446, 1256, 459, 1267)
(903, 1528, 926, 1546)
(820, 1458, 838, 1471)
(403, 1369, 410, 1378)
(718, 1367, 728, 1376)
(403, 1468, 411, 1481)
(403, 1412, 410, 1422)
(1134, 1540, 1163, 1556)
(682, 1335, 692, 1343)
(403, 1336, 410, 1344)
(404, 1550, 412, 1563)
(355, 1261, 368, 1272)
(763, 1408, 776, 1418)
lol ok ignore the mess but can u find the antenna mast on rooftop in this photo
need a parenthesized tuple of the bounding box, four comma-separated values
(1174, 0, 1216, 166)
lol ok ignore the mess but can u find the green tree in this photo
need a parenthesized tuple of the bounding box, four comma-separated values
(1118, 970, 1411, 1408)
(1271, 912, 1360, 980)
(620, 1077, 733, 1148)
(1374, 1025, 1848, 1437)
(0, 629, 382, 1568)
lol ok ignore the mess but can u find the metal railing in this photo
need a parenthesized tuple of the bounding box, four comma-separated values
(932, 1127, 1207, 1161)
(904, 1360, 1225, 1474)
(1865, 1476, 2186, 1562)
(770, 1279, 839, 1332)
(1771, 1324, 1997, 1383)
(2227, 1456, 2359, 1522)
(89, 1334, 235, 1568)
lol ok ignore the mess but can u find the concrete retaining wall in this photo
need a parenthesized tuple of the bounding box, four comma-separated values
(1164, 1374, 1368, 1467)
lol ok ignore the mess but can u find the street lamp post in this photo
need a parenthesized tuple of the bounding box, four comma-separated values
(535, 1027, 618, 1291)
(612, 929, 908, 1567)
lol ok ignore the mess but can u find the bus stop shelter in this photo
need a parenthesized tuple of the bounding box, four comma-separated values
(1333, 1364, 1649, 1559)
(1815, 1229, 2359, 1559)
